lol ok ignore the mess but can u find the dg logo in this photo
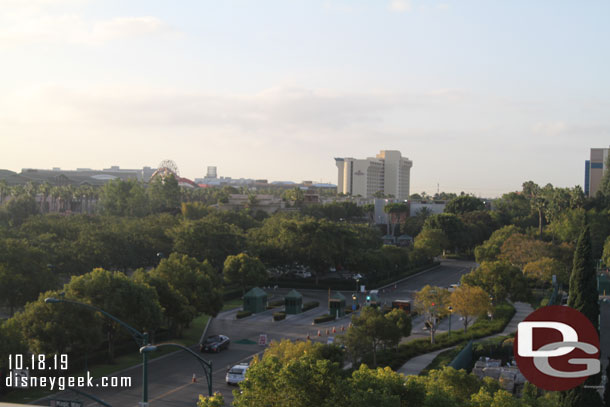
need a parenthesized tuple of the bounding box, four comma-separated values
(514, 305, 600, 391)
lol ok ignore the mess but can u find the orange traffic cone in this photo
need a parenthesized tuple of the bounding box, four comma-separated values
(341, 325, 345, 332)
(192, 374, 197, 383)
(325, 329, 329, 335)
(332, 326, 336, 333)
(317, 330, 321, 336)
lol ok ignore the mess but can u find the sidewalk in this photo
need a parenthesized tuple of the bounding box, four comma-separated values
(397, 302, 533, 376)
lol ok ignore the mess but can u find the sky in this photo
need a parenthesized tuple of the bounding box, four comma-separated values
(1, 0, 609, 197)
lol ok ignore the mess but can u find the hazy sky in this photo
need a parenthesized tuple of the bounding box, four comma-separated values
(1, 0, 609, 197)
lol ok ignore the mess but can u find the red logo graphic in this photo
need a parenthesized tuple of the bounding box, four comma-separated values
(514, 306, 600, 391)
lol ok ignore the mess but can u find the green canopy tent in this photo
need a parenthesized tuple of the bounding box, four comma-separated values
(284, 289, 303, 314)
(243, 287, 268, 314)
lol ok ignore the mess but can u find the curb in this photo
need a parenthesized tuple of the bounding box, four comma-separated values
(375, 264, 442, 291)
(199, 315, 213, 345)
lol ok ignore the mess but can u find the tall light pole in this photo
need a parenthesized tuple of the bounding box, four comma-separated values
(45, 297, 151, 406)
(447, 306, 453, 336)
(140, 343, 213, 396)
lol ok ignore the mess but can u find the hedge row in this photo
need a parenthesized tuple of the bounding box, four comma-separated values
(273, 312, 286, 321)
(302, 301, 319, 312)
(269, 299, 285, 307)
(236, 310, 252, 319)
(367, 303, 515, 370)
(269, 262, 438, 291)
(314, 314, 336, 324)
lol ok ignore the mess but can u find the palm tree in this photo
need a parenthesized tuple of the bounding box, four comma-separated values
(0, 180, 8, 205)
(38, 182, 51, 213)
(50, 186, 61, 212)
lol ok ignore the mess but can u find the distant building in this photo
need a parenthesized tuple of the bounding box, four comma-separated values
(409, 201, 446, 217)
(206, 166, 217, 179)
(8, 167, 154, 187)
(585, 146, 610, 197)
(102, 166, 156, 182)
(335, 150, 413, 199)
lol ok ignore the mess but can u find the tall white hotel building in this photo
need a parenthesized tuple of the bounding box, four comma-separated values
(334, 150, 413, 200)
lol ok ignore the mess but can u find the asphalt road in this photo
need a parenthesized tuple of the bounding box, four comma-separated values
(33, 260, 473, 407)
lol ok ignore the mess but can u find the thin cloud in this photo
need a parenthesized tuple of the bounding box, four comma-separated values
(0, 3, 171, 47)
(389, 0, 412, 13)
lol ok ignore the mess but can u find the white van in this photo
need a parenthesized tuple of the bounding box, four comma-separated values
(226, 363, 250, 385)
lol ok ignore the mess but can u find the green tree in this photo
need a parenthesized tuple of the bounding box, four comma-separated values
(523, 257, 570, 287)
(568, 225, 599, 330)
(474, 225, 522, 263)
(223, 253, 268, 295)
(198, 392, 225, 407)
(171, 217, 245, 268)
(461, 261, 530, 302)
(149, 173, 181, 213)
(342, 306, 411, 366)
(414, 285, 451, 344)
(445, 195, 485, 214)
(4, 194, 39, 226)
(414, 228, 448, 258)
(152, 253, 224, 317)
(12, 290, 102, 357)
(132, 269, 194, 337)
(522, 181, 551, 238)
(423, 213, 467, 254)
(66, 268, 162, 362)
(450, 285, 491, 332)
(99, 178, 150, 216)
(233, 351, 342, 407)
(0, 318, 28, 388)
(0, 238, 55, 315)
(492, 192, 536, 227)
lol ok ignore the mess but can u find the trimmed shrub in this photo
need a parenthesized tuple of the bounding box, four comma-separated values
(365, 302, 515, 370)
(236, 310, 252, 319)
(273, 312, 286, 321)
(302, 301, 319, 311)
(269, 299, 284, 307)
(314, 314, 336, 324)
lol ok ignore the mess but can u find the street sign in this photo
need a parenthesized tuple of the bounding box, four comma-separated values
(258, 334, 268, 346)
(327, 336, 335, 345)
(50, 400, 83, 407)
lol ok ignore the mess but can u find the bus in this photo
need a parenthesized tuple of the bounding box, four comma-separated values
(391, 300, 411, 314)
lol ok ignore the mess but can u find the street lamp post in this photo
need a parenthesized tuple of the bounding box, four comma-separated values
(448, 306, 453, 336)
(140, 343, 213, 396)
(45, 297, 151, 406)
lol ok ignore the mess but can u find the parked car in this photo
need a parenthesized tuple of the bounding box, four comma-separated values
(200, 335, 230, 353)
(226, 363, 250, 385)
(294, 270, 312, 278)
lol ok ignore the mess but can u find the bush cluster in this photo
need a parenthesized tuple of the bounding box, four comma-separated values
(236, 310, 252, 319)
(313, 314, 336, 324)
(273, 312, 286, 321)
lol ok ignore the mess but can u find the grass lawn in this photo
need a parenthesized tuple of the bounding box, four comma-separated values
(420, 346, 463, 375)
(221, 298, 243, 312)
(0, 314, 210, 404)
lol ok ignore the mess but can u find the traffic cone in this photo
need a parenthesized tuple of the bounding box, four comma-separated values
(332, 326, 336, 333)
(325, 329, 329, 335)
(192, 374, 197, 383)
(341, 325, 345, 332)
(317, 330, 321, 336)
(307, 333, 310, 340)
